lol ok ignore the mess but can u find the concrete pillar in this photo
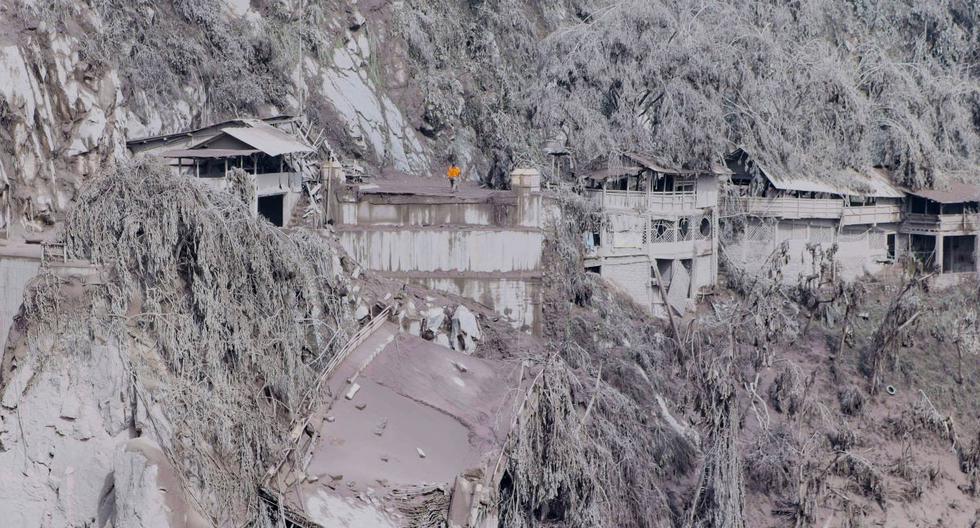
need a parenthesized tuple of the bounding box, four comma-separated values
(321, 159, 343, 226)
(975, 234, 979, 273)
(935, 234, 944, 273)
(511, 168, 542, 228)
(510, 168, 541, 192)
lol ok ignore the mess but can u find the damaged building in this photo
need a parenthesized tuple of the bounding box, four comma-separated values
(900, 183, 980, 274)
(260, 310, 533, 528)
(126, 116, 317, 226)
(723, 150, 906, 280)
(722, 151, 980, 279)
(581, 153, 727, 316)
(327, 168, 549, 335)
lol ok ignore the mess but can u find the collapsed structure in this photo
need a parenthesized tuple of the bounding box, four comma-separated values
(262, 313, 532, 527)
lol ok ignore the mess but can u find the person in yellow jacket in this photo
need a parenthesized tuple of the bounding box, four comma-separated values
(447, 162, 461, 193)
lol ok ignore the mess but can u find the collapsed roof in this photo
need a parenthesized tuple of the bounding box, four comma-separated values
(729, 149, 903, 198)
(264, 321, 532, 527)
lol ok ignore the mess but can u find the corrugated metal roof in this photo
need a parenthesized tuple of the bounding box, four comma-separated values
(836, 168, 904, 198)
(125, 115, 299, 147)
(627, 152, 732, 176)
(765, 173, 841, 194)
(903, 182, 980, 204)
(750, 155, 903, 198)
(584, 166, 643, 182)
(161, 148, 260, 159)
(220, 126, 314, 156)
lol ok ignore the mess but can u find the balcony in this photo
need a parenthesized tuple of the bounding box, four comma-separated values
(586, 189, 698, 213)
(727, 196, 843, 220)
(840, 204, 903, 226)
(902, 212, 980, 234)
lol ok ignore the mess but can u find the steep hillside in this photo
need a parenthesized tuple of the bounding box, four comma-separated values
(2, 0, 978, 236)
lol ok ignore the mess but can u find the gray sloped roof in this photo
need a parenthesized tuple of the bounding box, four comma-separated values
(218, 125, 314, 156)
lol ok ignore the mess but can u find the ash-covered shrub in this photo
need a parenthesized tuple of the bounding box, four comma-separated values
(769, 365, 809, 416)
(838, 385, 866, 416)
(744, 427, 797, 494)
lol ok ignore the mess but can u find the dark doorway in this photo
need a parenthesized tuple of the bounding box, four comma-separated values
(258, 194, 285, 226)
(910, 234, 936, 269)
(886, 233, 895, 261)
(943, 235, 977, 273)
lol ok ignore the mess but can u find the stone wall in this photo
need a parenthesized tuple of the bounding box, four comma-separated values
(0, 255, 41, 350)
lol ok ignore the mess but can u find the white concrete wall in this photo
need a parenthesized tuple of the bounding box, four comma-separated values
(696, 173, 719, 209)
(724, 219, 897, 283)
(600, 258, 652, 310)
(0, 257, 41, 349)
(337, 192, 544, 229)
(338, 229, 544, 273)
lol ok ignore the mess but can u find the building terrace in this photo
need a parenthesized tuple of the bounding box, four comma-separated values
(581, 153, 728, 316)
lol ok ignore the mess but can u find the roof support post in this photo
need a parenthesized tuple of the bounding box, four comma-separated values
(646, 172, 651, 209)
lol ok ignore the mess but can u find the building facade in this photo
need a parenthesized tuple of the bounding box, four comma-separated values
(126, 116, 315, 226)
(722, 150, 980, 280)
(329, 168, 550, 334)
(581, 154, 727, 316)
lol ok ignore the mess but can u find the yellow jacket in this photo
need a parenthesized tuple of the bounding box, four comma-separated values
(447, 165, 461, 179)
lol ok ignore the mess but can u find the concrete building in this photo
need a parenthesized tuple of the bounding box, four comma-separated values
(723, 151, 905, 281)
(329, 168, 549, 334)
(900, 183, 980, 274)
(581, 153, 728, 316)
(722, 151, 980, 280)
(127, 116, 315, 226)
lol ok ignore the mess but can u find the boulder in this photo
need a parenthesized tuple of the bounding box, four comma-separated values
(450, 305, 480, 354)
(423, 307, 446, 333)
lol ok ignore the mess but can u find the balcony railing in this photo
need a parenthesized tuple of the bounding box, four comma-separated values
(729, 196, 843, 219)
(840, 204, 903, 226)
(903, 212, 980, 234)
(586, 189, 698, 212)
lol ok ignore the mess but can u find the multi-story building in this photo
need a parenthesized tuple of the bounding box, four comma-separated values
(722, 150, 980, 279)
(900, 184, 980, 273)
(581, 153, 729, 316)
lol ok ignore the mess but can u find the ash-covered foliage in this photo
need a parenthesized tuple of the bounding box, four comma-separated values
(59, 159, 353, 524)
(399, 0, 980, 187)
(493, 186, 696, 528)
(16, 0, 332, 116)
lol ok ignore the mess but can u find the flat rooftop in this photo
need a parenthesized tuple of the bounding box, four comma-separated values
(350, 176, 511, 201)
(274, 322, 529, 526)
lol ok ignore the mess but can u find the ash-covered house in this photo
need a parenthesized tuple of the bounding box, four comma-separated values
(722, 150, 905, 281)
(126, 116, 315, 226)
(722, 150, 980, 279)
(581, 153, 729, 316)
(899, 183, 980, 274)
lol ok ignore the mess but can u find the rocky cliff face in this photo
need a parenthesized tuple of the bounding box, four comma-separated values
(0, 0, 443, 238)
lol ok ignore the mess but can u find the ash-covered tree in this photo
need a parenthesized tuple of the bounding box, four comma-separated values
(400, 0, 980, 188)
